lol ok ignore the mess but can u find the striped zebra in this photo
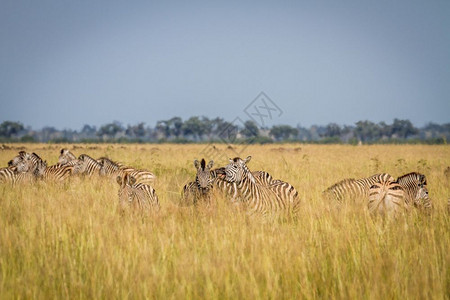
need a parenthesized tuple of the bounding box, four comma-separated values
(0, 166, 37, 185)
(396, 172, 431, 210)
(58, 148, 77, 164)
(212, 167, 239, 201)
(98, 157, 156, 184)
(223, 156, 300, 216)
(182, 159, 215, 205)
(324, 173, 395, 204)
(10, 152, 74, 182)
(181, 160, 277, 206)
(116, 173, 159, 211)
(33, 159, 74, 182)
(8, 151, 27, 168)
(77, 154, 102, 176)
(368, 178, 407, 216)
(8, 151, 36, 169)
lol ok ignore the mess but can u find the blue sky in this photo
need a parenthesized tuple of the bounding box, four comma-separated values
(1, 0, 449, 130)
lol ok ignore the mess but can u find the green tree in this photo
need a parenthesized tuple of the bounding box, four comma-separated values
(182, 116, 207, 141)
(0, 121, 24, 138)
(323, 123, 342, 138)
(354, 121, 381, 142)
(97, 122, 123, 138)
(391, 119, 418, 139)
(269, 125, 298, 141)
(241, 121, 259, 138)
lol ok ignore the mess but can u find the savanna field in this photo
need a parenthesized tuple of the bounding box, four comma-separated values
(0, 143, 449, 299)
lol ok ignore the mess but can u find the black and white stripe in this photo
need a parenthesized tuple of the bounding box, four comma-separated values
(396, 172, 431, 210)
(98, 157, 156, 184)
(368, 179, 407, 216)
(77, 154, 102, 176)
(324, 173, 395, 203)
(224, 156, 300, 216)
(58, 148, 77, 164)
(0, 167, 36, 185)
(116, 173, 159, 211)
(182, 159, 215, 205)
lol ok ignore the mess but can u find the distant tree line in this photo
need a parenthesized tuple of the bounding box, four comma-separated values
(0, 118, 448, 144)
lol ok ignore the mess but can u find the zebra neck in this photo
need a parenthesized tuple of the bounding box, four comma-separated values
(237, 169, 256, 189)
(243, 165, 256, 185)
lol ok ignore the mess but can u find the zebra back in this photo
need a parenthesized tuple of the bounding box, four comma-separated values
(224, 156, 301, 216)
(0, 167, 36, 185)
(36, 163, 74, 182)
(324, 173, 395, 203)
(99, 157, 156, 184)
(78, 154, 102, 176)
(117, 174, 159, 211)
(368, 179, 407, 216)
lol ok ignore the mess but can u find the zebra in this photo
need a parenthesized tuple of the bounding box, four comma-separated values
(396, 172, 431, 210)
(324, 173, 395, 204)
(10, 153, 74, 182)
(368, 178, 407, 216)
(116, 173, 159, 211)
(8, 151, 27, 168)
(76, 154, 102, 176)
(58, 148, 77, 164)
(8, 151, 48, 174)
(0, 166, 37, 185)
(181, 159, 277, 206)
(182, 159, 215, 205)
(98, 157, 156, 184)
(32, 159, 74, 182)
(223, 156, 300, 216)
(8, 151, 33, 172)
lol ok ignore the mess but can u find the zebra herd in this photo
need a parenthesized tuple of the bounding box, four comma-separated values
(182, 156, 300, 216)
(0, 148, 438, 217)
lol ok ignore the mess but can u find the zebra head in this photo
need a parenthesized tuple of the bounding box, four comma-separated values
(33, 159, 48, 178)
(397, 172, 431, 209)
(98, 157, 119, 176)
(116, 173, 137, 208)
(8, 151, 27, 168)
(58, 148, 76, 164)
(194, 158, 214, 195)
(224, 156, 252, 184)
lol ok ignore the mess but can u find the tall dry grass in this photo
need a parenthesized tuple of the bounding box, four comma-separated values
(0, 144, 449, 299)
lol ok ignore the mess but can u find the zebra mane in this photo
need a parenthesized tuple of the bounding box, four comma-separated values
(397, 172, 426, 184)
(98, 157, 118, 165)
(79, 154, 96, 161)
(201, 158, 206, 170)
(31, 152, 44, 161)
(240, 159, 256, 184)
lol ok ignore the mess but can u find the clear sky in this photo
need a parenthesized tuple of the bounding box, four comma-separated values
(1, 0, 449, 130)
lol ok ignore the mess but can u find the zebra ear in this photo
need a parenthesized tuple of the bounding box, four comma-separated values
(244, 156, 252, 164)
(129, 176, 137, 185)
(194, 160, 200, 168)
(116, 176, 122, 185)
(207, 160, 214, 169)
(229, 158, 233, 163)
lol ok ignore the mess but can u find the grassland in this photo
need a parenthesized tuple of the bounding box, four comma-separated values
(0, 144, 449, 299)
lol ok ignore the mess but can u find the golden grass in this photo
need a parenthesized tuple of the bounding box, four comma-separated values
(0, 144, 449, 299)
